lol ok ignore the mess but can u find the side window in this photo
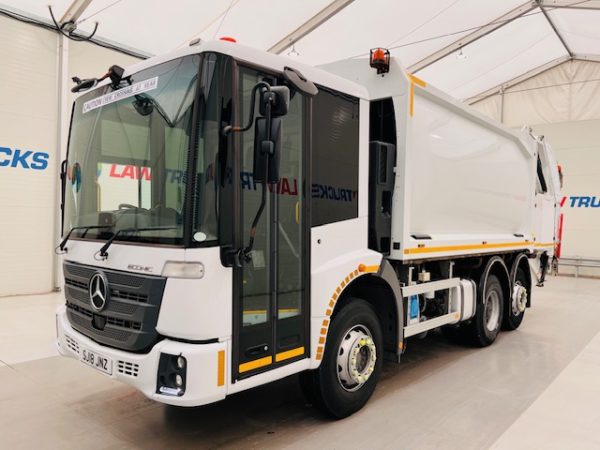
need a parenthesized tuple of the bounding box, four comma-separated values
(311, 87, 359, 227)
(536, 155, 548, 194)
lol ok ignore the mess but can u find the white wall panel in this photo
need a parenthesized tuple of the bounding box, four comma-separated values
(0, 15, 57, 297)
(68, 39, 141, 105)
(469, 94, 501, 123)
(0, 16, 142, 297)
(472, 60, 600, 126)
(532, 120, 600, 277)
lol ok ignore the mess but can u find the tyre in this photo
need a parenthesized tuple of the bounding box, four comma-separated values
(465, 274, 504, 347)
(503, 267, 528, 330)
(300, 298, 383, 419)
(441, 324, 469, 344)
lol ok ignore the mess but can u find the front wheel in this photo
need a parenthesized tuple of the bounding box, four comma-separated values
(300, 298, 383, 419)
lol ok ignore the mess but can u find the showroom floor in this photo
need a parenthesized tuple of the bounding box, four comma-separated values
(1, 275, 599, 450)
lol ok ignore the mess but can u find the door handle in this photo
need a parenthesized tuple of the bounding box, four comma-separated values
(245, 344, 269, 358)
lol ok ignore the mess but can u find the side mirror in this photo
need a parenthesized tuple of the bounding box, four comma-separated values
(259, 86, 290, 117)
(252, 84, 288, 184)
(253, 117, 282, 184)
(60, 159, 67, 231)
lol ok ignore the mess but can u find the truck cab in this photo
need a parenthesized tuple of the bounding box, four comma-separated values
(57, 40, 371, 407)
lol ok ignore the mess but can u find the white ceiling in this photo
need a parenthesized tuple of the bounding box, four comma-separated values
(2, 0, 600, 100)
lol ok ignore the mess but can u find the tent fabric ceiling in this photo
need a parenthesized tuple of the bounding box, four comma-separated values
(1, 0, 599, 100)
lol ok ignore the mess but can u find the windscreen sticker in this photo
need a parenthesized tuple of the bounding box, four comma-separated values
(82, 77, 159, 113)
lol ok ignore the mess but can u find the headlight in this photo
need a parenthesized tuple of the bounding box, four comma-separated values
(161, 261, 205, 279)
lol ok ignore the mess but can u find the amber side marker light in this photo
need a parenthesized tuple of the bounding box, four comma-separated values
(370, 47, 390, 74)
(220, 36, 237, 43)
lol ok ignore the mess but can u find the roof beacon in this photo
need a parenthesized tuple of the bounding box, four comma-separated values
(370, 47, 390, 75)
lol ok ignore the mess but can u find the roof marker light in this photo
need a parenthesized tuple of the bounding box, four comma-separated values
(220, 36, 237, 43)
(370, 48, 390, 75)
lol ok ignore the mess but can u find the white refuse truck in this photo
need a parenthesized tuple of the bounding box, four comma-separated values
(56, 40, 561, 418)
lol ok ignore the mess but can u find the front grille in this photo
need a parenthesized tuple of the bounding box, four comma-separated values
(111, 289, 148, 303)
(65, 278, 87, 290)
(63, 261, 166, 352)
(117, 360, 140, 377)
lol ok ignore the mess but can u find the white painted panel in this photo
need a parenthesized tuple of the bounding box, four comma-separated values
(157, 247, 233, 341)
(408, 93, 534, 237)
(0, 16, 57, 297)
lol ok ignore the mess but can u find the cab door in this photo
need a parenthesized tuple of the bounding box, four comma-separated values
(233, 65, 309, 380)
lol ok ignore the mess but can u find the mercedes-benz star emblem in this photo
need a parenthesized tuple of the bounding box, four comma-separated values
(89, 272, 109, 312)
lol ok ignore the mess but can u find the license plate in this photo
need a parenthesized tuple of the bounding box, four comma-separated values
(80, 347, 113, 375)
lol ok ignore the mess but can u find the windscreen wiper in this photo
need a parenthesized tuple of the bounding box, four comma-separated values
(97, 226, 178, 259)
(57, 225, 113, 253)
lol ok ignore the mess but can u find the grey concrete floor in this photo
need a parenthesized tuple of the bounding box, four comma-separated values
(1, 275, 599, 449)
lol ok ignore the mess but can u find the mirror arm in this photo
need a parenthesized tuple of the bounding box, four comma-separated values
(222, 81, 271, 136)
(239, 95, 274, 263)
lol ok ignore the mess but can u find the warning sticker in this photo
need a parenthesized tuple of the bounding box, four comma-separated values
(82, 77, 159, 113)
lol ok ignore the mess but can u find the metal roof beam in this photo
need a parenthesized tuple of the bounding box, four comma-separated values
(408, 1, 537, 74)
(268, 0, 355, 54)
(59, 0, 94, 25)
(466, 55, 571, 104)
(573, 54, 600, 62)
(539, 0, 600, 10)
(537, 0, 574, 57)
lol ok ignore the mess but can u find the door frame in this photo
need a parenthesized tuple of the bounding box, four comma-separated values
(230, 59, 312, 382)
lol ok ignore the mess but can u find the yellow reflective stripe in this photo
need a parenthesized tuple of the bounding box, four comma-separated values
(243, 308, 299, 315)
(409, 82, 415, 117)
(534, 242, 554, 247)
(404, 241, 530, 255)
(407, 73, 427, 87)
(217, 350, 225, 386)
(239, 355, 272, 373)
(275, 346, 305, 362)
(407, 73, 426, 118)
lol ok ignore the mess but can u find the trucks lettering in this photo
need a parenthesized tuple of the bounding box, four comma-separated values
(562, 196, 600, 208)
(0, 147, 49, 170)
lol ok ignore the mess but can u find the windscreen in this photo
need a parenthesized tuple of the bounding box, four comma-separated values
(63, 55, 213, 246)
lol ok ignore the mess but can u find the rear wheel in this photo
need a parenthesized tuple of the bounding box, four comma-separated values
(503, 267, 528, 330)
(465, 274, 504, 347)
(299, 298, 383, 419)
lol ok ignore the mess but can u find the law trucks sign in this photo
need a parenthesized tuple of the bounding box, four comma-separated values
(0, 147, 49, 170)
(561, 196, 600, 208)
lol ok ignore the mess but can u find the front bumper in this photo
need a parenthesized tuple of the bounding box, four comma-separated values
(56, 305, 228, 406)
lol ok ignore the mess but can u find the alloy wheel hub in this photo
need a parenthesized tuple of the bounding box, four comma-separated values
(337, 325, 377, 392)
(512, 284, 527, 314)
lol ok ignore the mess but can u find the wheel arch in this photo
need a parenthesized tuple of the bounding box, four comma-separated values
(480, 256, 511, 307)
(333, 261, 404, 362)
